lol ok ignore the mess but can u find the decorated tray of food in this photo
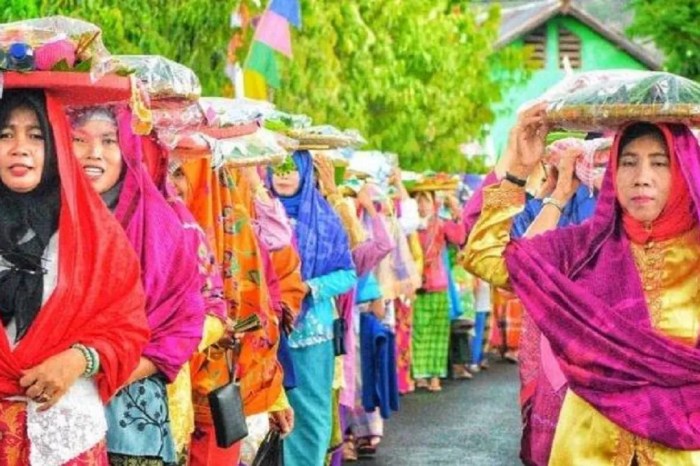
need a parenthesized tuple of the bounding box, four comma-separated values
(96, 55, 201, 101)
(0, 16, 110, 72)
(288, 125, 366, 150)
(171, 128, 295, 168)
(407, 171, 460, 193)
(544, 71, 700, 130)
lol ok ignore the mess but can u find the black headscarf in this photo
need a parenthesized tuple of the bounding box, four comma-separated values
(0, 90, 61, 341)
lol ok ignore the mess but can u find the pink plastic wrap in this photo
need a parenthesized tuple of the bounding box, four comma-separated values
(545, 137, 611, 188)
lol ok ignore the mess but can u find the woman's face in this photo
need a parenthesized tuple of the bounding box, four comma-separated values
(416, 193, 435, 218)
(616, 134, 671, 224)
(169, 167, 190, 200)
(72, 119, 123, 194)
(0, 106, 46, 193)
(272, 170, 301, 197)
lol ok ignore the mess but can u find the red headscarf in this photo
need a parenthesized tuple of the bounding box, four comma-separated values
(611, 123, 698, 244)
(0, 93, 150, 402)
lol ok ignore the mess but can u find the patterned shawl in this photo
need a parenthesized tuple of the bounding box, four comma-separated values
(505, 123, 700, 449)
(181, 159, 283, 417)
(112, 108, 205, 382)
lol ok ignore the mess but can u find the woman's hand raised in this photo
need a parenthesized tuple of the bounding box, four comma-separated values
(502, 103, 550, 180)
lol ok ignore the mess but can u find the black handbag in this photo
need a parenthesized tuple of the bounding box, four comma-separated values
(332, 317, 347, 356)
(252, 430, 285, 466)
(208, 347, 248, 448)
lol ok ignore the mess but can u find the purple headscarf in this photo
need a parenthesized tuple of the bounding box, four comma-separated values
(504, 123, 700, 449)
(112, 108, 205, 382)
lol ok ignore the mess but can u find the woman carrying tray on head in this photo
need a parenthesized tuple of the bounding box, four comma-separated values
(268, 151, 357, 466)
(462, 103, 700, 464)
(0, 89, 150, 465)
(411, 186, 466, 393)
(69, 106, 206, 465)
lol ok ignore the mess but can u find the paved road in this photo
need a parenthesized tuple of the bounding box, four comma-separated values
(358, 361, 522, 466)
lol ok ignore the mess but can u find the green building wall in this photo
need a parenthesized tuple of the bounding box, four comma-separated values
(488, 16, 648, 157)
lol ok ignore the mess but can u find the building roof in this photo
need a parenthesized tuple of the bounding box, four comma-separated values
(495, 0, 663, 70)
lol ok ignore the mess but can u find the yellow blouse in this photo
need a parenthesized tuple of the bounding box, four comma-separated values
(327, 192, 366, 248)
(462, 182, 700, 466)
(167, 315, 225, 453)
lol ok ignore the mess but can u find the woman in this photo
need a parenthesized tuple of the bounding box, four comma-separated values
(70, 106, 205, 465)
(463, 104, 700, 464)
(268, 151, 357, 466)
(412, 190, 465, 392)
(174, 159, 286, 466)
(513, 143, 602, 465)
(0, 90, 150, 464)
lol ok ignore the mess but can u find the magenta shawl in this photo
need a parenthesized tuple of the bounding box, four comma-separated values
(114, 109, 205, 381)
(504, 124, 700, 449)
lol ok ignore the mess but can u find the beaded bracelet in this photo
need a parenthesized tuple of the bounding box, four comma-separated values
(72, 343, 100, 378)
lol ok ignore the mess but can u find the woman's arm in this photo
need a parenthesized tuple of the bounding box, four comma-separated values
(306, 269, 358, 302)
(461, 182, 527, 289)
(461, 103, 550, 288)
(524, 148, 581, 238)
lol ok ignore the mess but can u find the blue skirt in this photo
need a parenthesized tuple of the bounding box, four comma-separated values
(105, 375, 177, 463)
(284, 340, 335, 466)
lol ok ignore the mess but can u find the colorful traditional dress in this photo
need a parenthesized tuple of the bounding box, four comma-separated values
(96, 108, 205, 465)
(412, 215, 465, 379)
(180, 161, 284, 466)
(269, 151, 357, 466)
(0, 91, 150, 465)
(463, 123, 700, 465)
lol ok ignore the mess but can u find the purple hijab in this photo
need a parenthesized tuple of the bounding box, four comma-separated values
(113, 109, 205, 382)
(504, 124, 700, 449)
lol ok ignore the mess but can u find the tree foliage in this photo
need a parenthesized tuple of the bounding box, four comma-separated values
(273, 1, 527, 172)
(1, 1, 528, 172)
(0, 0, 234, 95)
(628, 0, 700, 80)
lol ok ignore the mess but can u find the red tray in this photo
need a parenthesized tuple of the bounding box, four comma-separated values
(3, 71, 132, 106)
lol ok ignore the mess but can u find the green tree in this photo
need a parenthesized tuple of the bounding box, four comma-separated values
(0, 0, 235, 95)
(628, 0, 700, 80)
(1, 1, 527, 172)
(273, 1, 527, 172)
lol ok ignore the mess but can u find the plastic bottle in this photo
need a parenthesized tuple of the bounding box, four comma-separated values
(7, 43, 35, 71)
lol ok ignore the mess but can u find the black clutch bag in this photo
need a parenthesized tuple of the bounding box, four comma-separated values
(208, 347, 248, 448)
(333, 317, 347, 356)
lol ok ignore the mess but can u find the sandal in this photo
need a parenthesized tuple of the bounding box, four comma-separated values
(357, 437, 379, 458)
(428, 377, 443, 392)
(451, 364, 473, 380)
(415, 378, 429, 390)
(342, 438, 358, 462)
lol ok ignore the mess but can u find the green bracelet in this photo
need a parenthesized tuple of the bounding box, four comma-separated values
(72, 343, 100, 378)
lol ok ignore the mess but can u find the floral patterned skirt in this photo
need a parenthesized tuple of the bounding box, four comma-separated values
(0, 399, 108, 465)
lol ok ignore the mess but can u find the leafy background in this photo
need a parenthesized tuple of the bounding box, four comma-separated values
(4, 0, 684, 172)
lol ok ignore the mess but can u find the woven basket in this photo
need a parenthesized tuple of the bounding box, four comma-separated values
(547, 103, 700, 130)
(288, 131, 358, 150)
(408, 181, 459, 193)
